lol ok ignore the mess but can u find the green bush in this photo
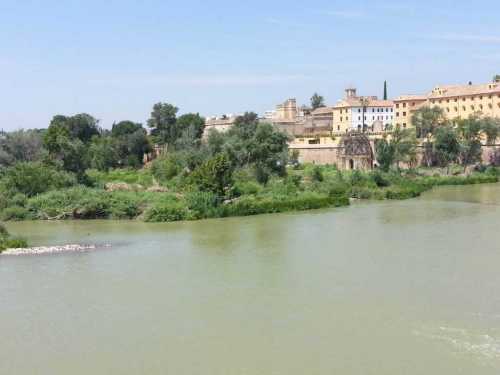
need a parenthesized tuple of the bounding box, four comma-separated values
(370, 171, 391, 187)
(0, 206, 31, 221)
(0, 162, 76, 197)
(190, 154, 233, 196)
(151, 154, 183, 182)
(185, 191, 219, 219)
(143, 200, 189, 222)
(220, 191, 348, 218)
(0, 223, 28, 251)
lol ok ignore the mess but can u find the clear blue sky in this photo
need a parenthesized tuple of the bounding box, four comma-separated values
(1, 0, 499, 130)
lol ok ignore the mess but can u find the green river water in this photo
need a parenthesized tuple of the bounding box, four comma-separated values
(1, 183, 500, 374)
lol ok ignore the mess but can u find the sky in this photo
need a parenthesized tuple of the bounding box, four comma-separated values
(1, 0, 499, 131)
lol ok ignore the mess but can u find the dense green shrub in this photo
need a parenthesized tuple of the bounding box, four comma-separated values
(190, 154, 233, 196)
(0, 206, 31, 221)
(143, 200, 189, 222)
(151, 154, 184, 182)
(184, 191, 219, 219)
(370, 171, 391, 187)
(0, 162, 76, 197)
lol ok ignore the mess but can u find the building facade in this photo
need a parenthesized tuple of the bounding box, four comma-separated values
(332, 88, 394, 133)
(204, 114, 240, 137)
(395, 80, 500, 128)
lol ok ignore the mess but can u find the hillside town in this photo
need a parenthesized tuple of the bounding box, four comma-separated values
(205, 77, 500, 169)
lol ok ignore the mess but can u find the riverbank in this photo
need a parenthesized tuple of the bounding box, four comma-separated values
(0, 166, 498, 224)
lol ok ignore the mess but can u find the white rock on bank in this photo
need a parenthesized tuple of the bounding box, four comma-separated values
(0, 244, 108, 256)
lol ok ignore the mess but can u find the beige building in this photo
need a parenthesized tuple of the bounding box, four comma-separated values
(204, 114, 239, 137)
(393, 95, 427, 128)
(395, 80, 500, 127)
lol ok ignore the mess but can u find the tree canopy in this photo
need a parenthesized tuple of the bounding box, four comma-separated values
(310, 93, 326, 110)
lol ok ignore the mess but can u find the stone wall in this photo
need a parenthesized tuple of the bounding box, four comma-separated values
(291, 143, 500, 169)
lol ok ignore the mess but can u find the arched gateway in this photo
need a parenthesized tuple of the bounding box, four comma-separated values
(337, 134, 374, 170)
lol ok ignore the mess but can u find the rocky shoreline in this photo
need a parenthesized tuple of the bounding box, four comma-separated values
(1, 244, 109, 256)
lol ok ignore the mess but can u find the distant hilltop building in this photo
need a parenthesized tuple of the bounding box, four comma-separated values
(204, 114, 241, 136)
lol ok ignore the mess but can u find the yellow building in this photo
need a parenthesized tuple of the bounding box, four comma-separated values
(395, 80, 500, 127)
(393, 95, 427, 128)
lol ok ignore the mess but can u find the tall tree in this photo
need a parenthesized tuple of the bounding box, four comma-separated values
(310, 93, 325, 110)
(0, 129, 44, 167)
(375, 138, 395, 172)
(433, 125, 460, 173)
(176, 113, 205, 141)
(383, 80, 388, 100)
(44, 114, 100, 175)
(147, 103, 178, 146)
(391, 125, 417, 169)
(111, 121, 143, 138)
(480, 117, 500, 145)
(111, 121, 152, 167)
(375, 125, 416, 170)
(456, 116, 483, 172)
(411, 106, 447, 166)
(493, 74, 500, 82)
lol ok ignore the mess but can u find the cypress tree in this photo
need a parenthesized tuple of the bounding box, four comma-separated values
(383, 81, 388, 100)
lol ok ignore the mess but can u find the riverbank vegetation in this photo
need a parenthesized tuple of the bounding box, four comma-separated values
(0, 223, 27, 252)
(1, 104, 499, 223)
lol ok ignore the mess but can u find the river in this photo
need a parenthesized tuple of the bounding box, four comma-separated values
(1, 183, 500, 374)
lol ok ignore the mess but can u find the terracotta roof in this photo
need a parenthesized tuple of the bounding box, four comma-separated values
(394, 95, 427, 101)
(429, 83, 500, 98)
(311, 106, 334, 115)
(334, 98, 393, 108)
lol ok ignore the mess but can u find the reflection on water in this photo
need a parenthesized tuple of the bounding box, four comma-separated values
(1, 184, 500, 375)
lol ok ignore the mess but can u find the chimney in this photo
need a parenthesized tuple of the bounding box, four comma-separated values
(345, 88, 357, 99)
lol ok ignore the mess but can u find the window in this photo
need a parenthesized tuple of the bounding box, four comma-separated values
(346, 117, 349, 121)
(358, 116, 361, 121)
(403, 112, 407, 116)
(337, 126, 340, 131)
(471, 105, 474, 110)
(454, 98, 458, 102)
(462, 106, 466, 111)
(396, 112, 399, 117)
(403, 103, 407, 108)
(340, 116, 343, 121)
(454, 107, 458, 112)
(358, 109, 361, 113)
(396, 103, 400, 108)
(403, 123, 407, 128)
